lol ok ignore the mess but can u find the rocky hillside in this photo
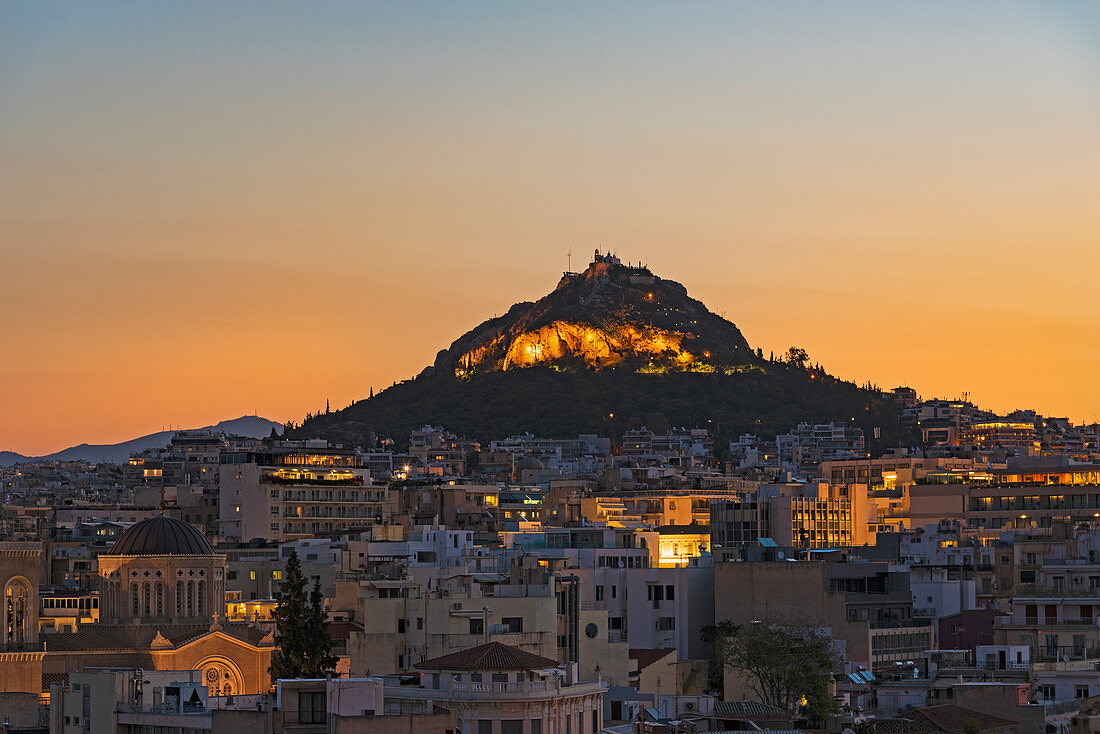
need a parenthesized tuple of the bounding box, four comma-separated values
(428, 251, 756, 377)
(289, 253, 911, 452)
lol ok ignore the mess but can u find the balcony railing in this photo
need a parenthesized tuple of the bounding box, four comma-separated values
(998, 616, 1098, 627)
(451, 680, 557, 694)
(1032, 644, 1098, 662)
(1015, 585, 1100, 598)
(975, 660, 1030, 671)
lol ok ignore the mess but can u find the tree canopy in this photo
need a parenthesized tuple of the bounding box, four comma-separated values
(702, 616, 839, 726)
(289, 366, 911, 454)
(269, 549, 338, 683)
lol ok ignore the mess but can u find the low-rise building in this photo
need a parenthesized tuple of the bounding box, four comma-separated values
(384, 641, 606, 734)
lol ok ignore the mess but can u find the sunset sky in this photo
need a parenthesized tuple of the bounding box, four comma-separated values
(2, 2, 1099, 455)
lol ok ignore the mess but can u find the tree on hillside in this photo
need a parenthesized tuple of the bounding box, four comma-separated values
(784, 346, 809, 368)
(269, 550, 338, 683)
(702, 616, 839, 726)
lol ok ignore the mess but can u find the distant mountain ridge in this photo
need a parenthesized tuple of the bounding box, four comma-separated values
(0, 415, 283, 467)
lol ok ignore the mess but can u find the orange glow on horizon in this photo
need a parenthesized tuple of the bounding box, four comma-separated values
(2, 3, 1100, 454)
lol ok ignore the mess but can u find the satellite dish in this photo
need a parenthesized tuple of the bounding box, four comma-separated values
(777, 551, 785, 559)
(1063, 654, 1070, 663)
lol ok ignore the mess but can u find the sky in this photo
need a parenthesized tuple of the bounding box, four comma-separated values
(2, 1, 1099, 455)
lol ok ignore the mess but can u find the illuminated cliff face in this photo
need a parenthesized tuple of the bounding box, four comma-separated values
(455, 320, 699, 375)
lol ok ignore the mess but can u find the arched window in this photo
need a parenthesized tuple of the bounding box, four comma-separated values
(132, 582, 139, 617)
(197, 580, 204, 617)
(155, 582, 163, 616)
(4, 580, 29, 644)
(143, 582, 151, 617)
(186, 581, 194, 617)
(176, 581, 183, 616)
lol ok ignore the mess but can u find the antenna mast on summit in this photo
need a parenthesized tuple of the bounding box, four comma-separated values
(567, 247, 572, 273)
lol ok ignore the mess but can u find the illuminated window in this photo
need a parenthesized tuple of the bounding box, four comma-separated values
(272, 571, 282, 580)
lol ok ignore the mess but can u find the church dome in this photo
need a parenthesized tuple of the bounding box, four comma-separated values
(108, 515, 215, 556)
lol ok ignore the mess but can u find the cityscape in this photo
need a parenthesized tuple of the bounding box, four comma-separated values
(3, 3, 1100, 734)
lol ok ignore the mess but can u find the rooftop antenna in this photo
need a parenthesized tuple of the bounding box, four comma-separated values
(567, 247, 572, 273)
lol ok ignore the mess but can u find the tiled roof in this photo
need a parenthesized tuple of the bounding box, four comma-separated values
(169, 623, 271, 647)
(43, 630, 132, 651)
(629, 648, 675, 671)
(713, 699, 791, 718)
(328, 622, 364, 640)
(906, 705, 1015, 734)
(415, 641, 561, 672)
(42, 672, 69, 691)
(874, 705, 1018, 734)
(168, 628, 210, 646)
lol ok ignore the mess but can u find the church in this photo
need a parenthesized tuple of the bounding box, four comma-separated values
(0, 514, 274, 700)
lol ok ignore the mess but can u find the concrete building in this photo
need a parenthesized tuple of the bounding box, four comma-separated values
(48, 668, 455, 733)
(384, 640, 606, 734)
(714, 559, 932, 678)
(219, 441, 385, 542)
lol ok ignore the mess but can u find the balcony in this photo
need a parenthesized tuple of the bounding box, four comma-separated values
(264, 474, 364, 486)
(975, 660, 1030, 671)
(1015, 585, 1100, 598)
(997, 616, 1098, 627)
(1032, 644, 1098, 662)
(385, 678, 605, 702)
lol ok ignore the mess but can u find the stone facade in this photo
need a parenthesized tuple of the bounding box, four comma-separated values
(0, 542, 45, 694)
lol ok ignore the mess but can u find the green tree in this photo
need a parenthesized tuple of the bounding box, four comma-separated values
(702, 616, 839, 726)
(269, 550, 338, 683)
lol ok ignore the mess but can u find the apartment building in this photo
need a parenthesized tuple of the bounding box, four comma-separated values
(219, 441, 386, 542)
(714, 559, 932, 677)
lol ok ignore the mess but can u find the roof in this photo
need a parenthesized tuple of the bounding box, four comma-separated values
(414, 641, 561, 672)
(167, 623, 271, 647)
(328, 621, 364, 640)
(656, 523, 708, 535)
(869, 721, 912, 734)
(107, 515, 215, 556)
(713, 700, 791, 718)
(891, 705, 1017, 734)
(43, 630, 133, 651)
(42, 672, 69, 692)
(629, 648, 676, 671)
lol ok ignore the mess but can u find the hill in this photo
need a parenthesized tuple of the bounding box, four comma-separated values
(291, 367, 906, 453)
(0, 415, 284, 467)
(429, 250, 755, 377)
(291, 253, 909, 452)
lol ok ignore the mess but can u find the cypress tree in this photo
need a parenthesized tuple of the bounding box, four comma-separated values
(269, 550, 337, 683)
